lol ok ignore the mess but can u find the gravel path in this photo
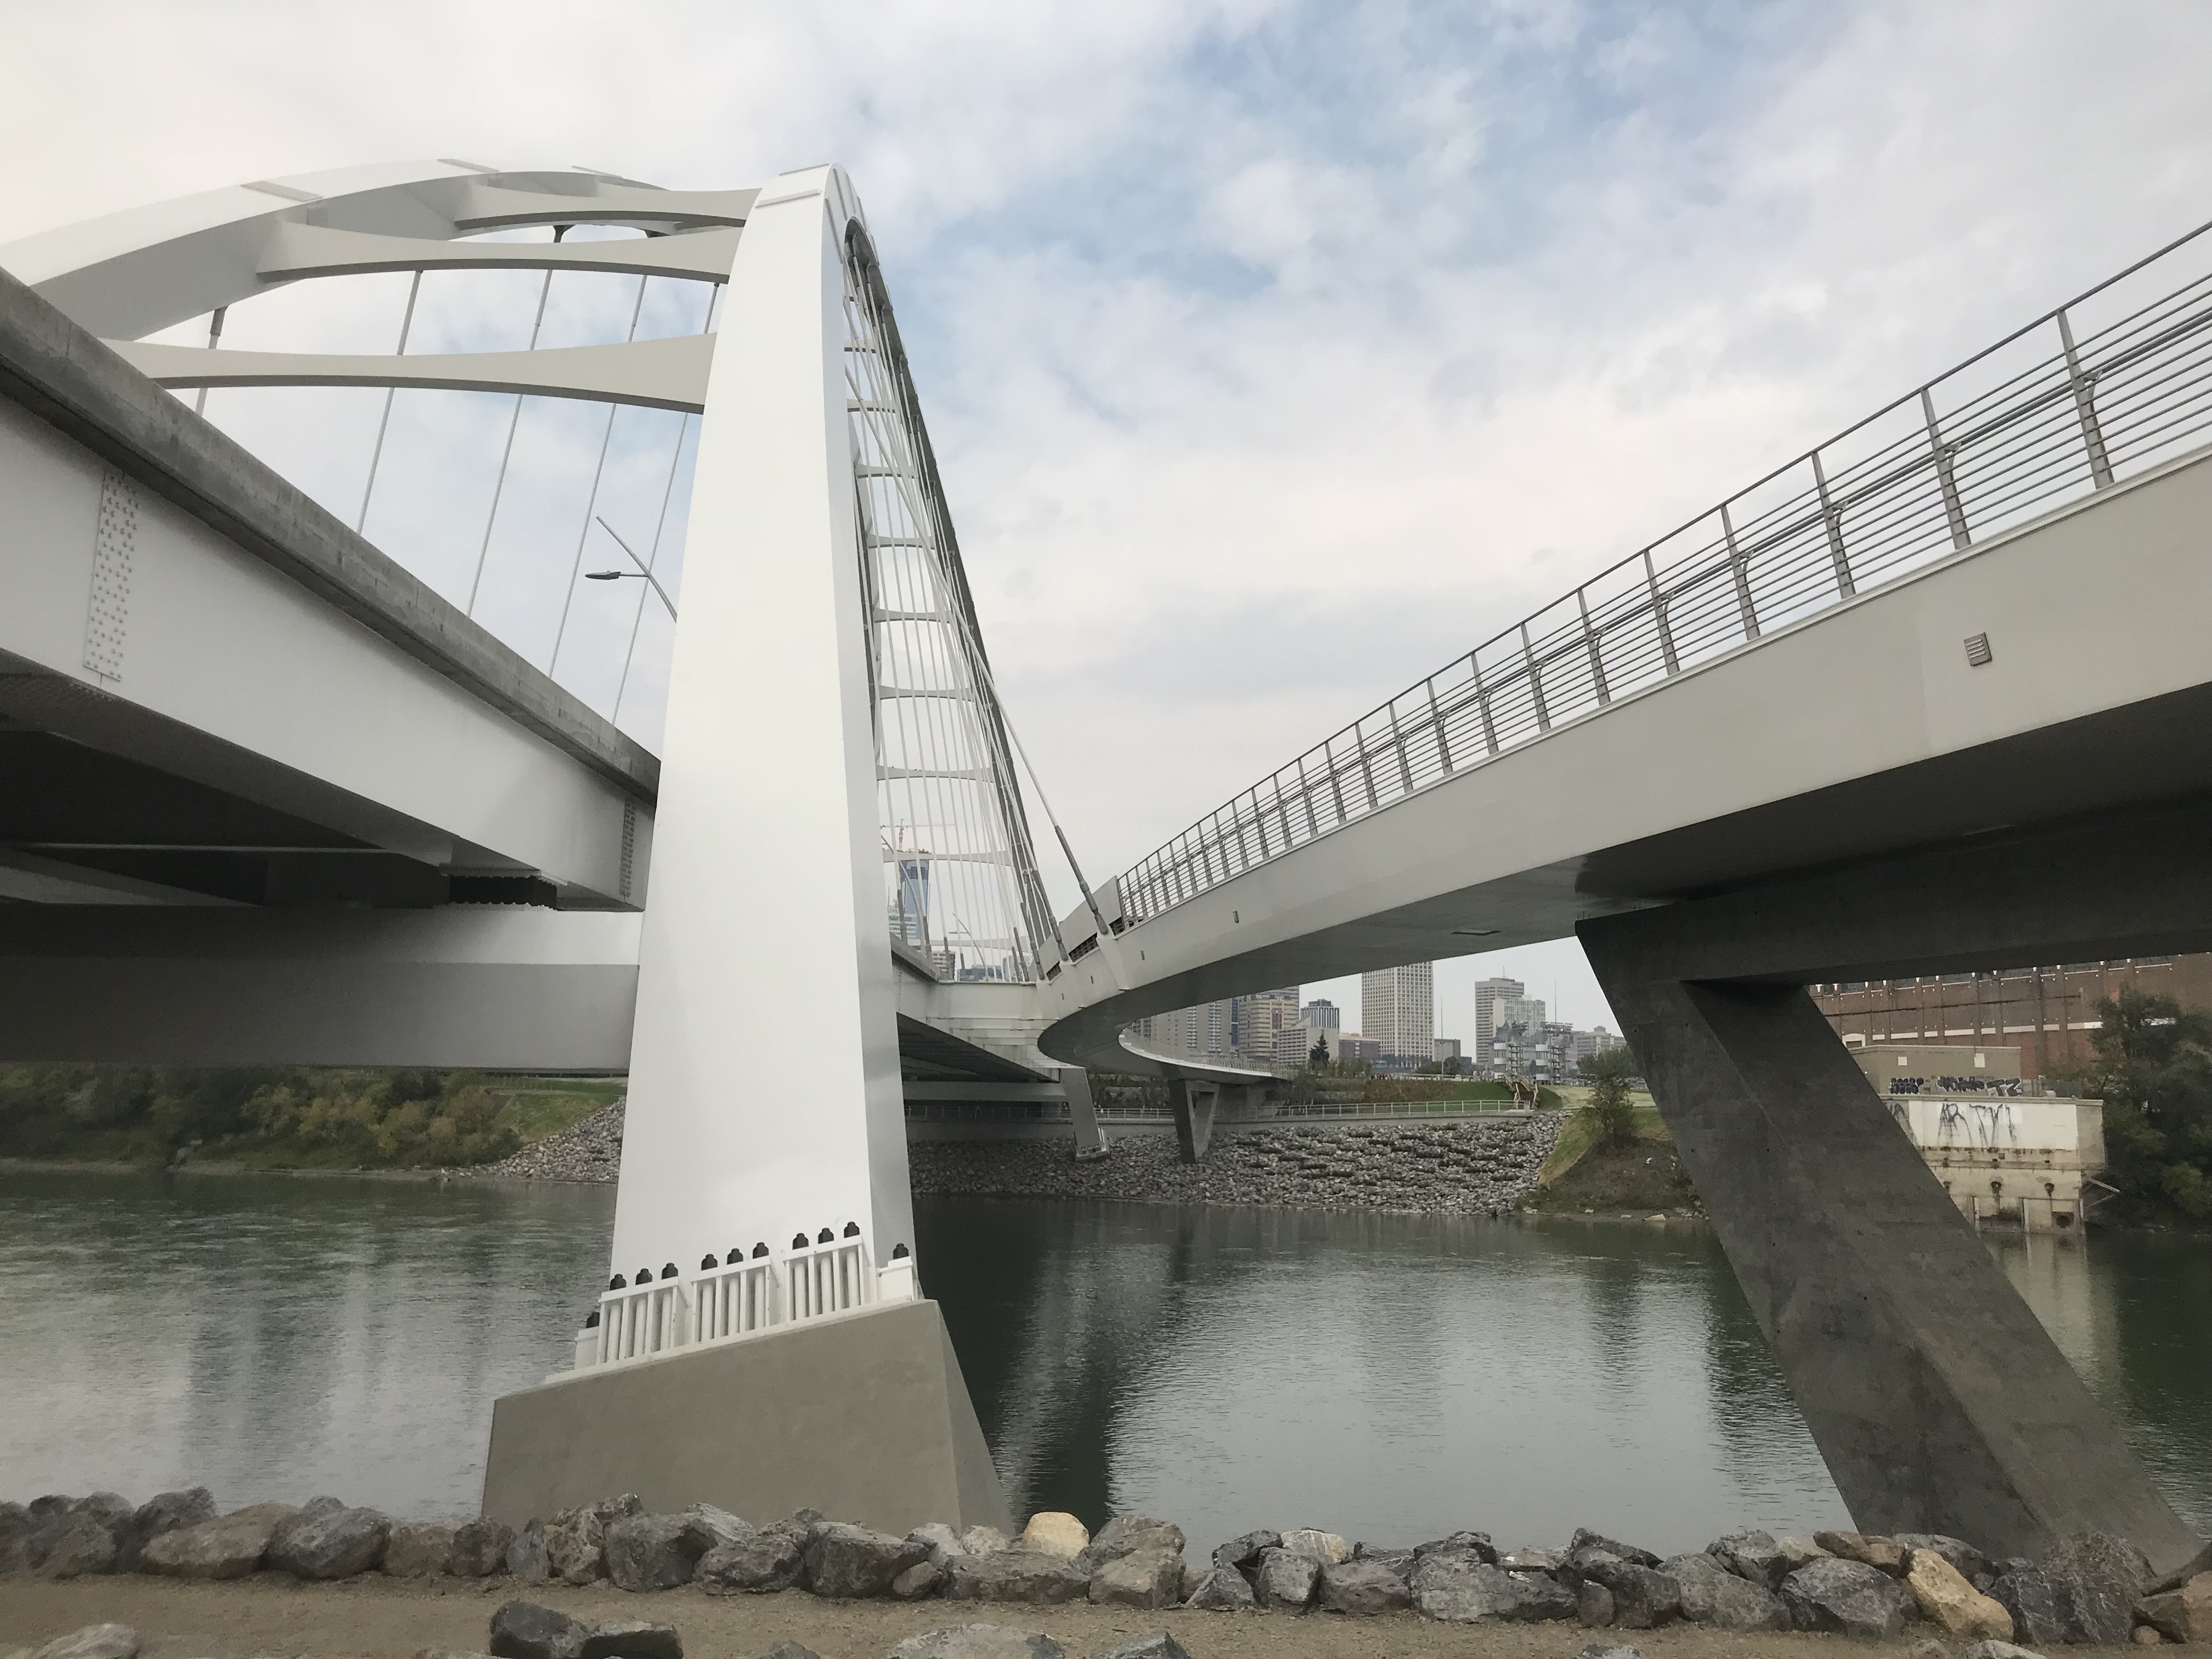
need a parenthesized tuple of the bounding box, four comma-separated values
(0, 1575, 1948, 1659)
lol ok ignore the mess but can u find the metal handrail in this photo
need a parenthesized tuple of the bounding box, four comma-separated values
(1113, 217, 2212, 927)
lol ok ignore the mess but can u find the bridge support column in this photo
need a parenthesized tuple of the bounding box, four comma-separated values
(1060, 1066, 1104, 1157)
(1169, 1075, 1218, 1163)
(1583, 917, 2202, 1573)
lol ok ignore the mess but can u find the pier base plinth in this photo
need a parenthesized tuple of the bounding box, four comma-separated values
(481, 1297, 1010, 1535)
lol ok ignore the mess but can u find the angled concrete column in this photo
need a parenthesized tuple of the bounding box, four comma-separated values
(1060, 1066, 1104, 1156)
(1583, 919, 2202, 1574)
(1169, 1075, 1217, 1163)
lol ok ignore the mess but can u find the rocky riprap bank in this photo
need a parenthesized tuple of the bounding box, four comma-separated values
(7, 1487, 2209, 1656)
(470, 1099, 627, 1182)
(910, 1118, 1563, 1213)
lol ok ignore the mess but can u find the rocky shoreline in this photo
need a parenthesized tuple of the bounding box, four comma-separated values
(7, 1485, 2208, 1659)
(908, 1119, 1564, 1214)
(449, 1105, 1568, 1218)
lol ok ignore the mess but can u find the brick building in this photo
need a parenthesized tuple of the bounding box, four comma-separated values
(1811, 955, 2212, 1080)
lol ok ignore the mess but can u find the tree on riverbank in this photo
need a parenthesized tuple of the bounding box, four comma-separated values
(0, 1065, 614, 1169)
(2050, 989, 2212, 1225)
(1575, 1047, 1641, 1148)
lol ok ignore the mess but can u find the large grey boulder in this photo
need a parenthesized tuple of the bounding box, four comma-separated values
(0, 1501, 35, 1572)
(487, 1600, 590, 1659)
(2040, 1532, 2154, 1645)
(893, 1560, 945, 1599)
(1318, 1556, 1412, 1615)
(29, 1626, 139, 1659)
(1254, 1546, 1319, 1609)
(1088, 1548, 1182, 1609)
(1413, 1556, 1576, 1622)
(1783, 1556, 1916, 1639)
(1571, 1528, 1660, 1568)
(37, 1515, 119, 1579)
(960, 1526, 1012, 1556)
(120, 1489, 216, 1571)
(1211, 1528, 1279, 1578)
(1578, 1559, 1681, 1629)
(577, 1619, 681, 1659)
(138, 1502, 296, 1580)
(1086, 1637, 1190, 1659)
(908, 1522, 967, 1567)
(890, 1627, 1065, 1659)
(70, 1496, 135, 1549)
(504, 1519, 550, 1585)
(804, 1521, 928, 1598)
(386, 1519, 461, 1577)
(603, 1514, 711, 1592)
(1278, 1527, 1349, 1565)
(453, 1517, 517, 1578)
(1707, 1528, 1789, 1590)
(943, 1549, 1090, 1604)
(682, 1504, 749, 1554)
(546, 1496, 641, 1586)
(696, 1522, 807, 1594)
(1414, 1530, 1498, 1564)
(1182, 1565, 1257, 1610)
(1499, 1545, 1567, 1572)
(267, 1503, 390, 1579)
(1661, 1553, 1788, 1630)
(1988, 1566, 2067, 1647)
(1578, 1581, 1616, 1627)
(1075, 1516, 1184, 1575)
(1896, 1533, 1999, 1589)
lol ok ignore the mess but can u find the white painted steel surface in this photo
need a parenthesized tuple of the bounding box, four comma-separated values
(607, 167, 917, 1281)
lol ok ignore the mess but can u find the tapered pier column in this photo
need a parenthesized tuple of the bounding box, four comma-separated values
(1583, 915, 2201, 1574)
(1169, 1075, 1217, 1163)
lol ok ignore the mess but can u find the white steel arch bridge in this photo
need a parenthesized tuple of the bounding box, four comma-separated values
(4, 162, 2211, 1570)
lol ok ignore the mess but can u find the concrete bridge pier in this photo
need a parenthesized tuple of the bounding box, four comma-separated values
(1582, 873, 2206, 1575)
(1061, 1066, 1104, 1156)
(1169, 1075, 1219, 1162)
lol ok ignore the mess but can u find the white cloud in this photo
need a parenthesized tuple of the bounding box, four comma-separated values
(7, 0, 2212, 1038)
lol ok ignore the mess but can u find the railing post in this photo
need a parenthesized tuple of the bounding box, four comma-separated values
(1720, 502, 1760, 641)
(1470, 652, 1499, 755)
(1643, 549, 1678, 675)
(1355, 727, 1380, 810)
(1922, 387, 1971, 549)
(1810, 449, 1855, 598)
(1390, 705, 1415, 795)
(2057, 308, 2114, 488)
(1521, 622, 1550, 732)
(1293, 754, 1321, 836)
(1576, 588, 1610, 706)
(1424, 680, 1454, 774)
(1323, 737, 1350, 825)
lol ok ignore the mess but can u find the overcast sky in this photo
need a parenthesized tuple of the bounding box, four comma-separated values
(6, 1, 2212, 1039)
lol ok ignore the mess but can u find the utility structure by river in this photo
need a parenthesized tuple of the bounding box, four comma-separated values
(4, 159, 2212, 1577)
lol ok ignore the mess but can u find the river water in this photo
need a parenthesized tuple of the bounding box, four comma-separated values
(1, 1169, 2205, 1558)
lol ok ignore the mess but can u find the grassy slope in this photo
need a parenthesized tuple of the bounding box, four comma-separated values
(1527, 1097, 1705, 1214)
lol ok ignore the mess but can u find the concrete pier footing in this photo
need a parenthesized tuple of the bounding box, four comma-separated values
(1169, 1076, 1217, 1163)
(1585, 918, 2203, 1576)
(481, 1297, 1011, 1536)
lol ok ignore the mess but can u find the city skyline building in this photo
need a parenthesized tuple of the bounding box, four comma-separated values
(1473, 975, 1526, 1076)
(1361, 962, 1435, 1063)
